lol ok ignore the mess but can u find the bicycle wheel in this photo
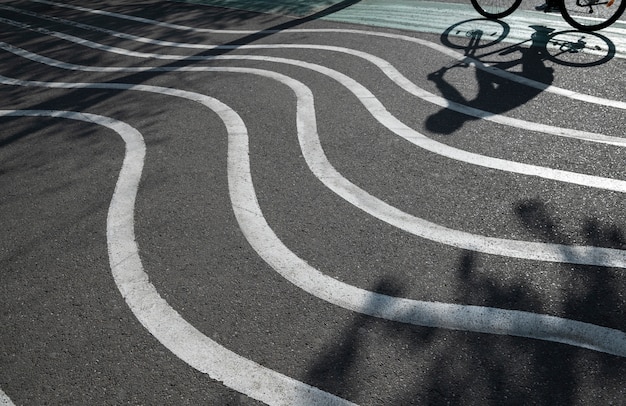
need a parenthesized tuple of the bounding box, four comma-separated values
(470, 0, 522, 18)
(560, 0, 626, 31)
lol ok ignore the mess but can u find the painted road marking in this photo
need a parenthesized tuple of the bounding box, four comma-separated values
(1, 13, 626, 183)
(4, 4, 626, 136)
(29, 0, 626, 61)
(3, 3, 626, 404)
(2, 11, 626, 172)
(167, 0, 626, 51)
(6, 39, 626, 266)
(4, 77, 625, 359)
(3, 17, 626, 266)
(16, 2, 626, 105)
(0, 108, 357, 406)
(173, 0, 347, 17)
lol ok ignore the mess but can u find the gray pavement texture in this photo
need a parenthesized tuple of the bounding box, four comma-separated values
(1, 0, 625, 405)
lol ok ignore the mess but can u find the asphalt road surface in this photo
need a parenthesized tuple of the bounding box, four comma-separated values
(1, 0, 625, 405)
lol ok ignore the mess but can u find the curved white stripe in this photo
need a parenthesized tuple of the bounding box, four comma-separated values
(27, 0, 626, 110)
(0, 109, 354, 406)
(28, 0, 262, 34)
(3, 77, 625, 357)
(3, 24, 626, 193)
(3, 44, 626, 267)
(221, 72, 626, 358)
(2, 9, 624, 147)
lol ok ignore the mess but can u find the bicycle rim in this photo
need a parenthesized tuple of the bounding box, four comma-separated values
(470, 0, 522, 18)
(561, 0, 626, 31)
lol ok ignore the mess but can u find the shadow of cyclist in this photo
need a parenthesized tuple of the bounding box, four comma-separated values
(425, 25, 556, 135)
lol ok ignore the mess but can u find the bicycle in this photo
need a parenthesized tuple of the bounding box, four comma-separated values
(471, 0, 626, 31)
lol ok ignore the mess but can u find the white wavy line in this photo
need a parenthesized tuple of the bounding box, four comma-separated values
(222, 71, 626, 358)
(26, 0, 626, 109)
(2, 3, 624, 402)
(4, 18, 626, 193)
(4, 77, 625, 357)
(4, 40, 626, 267)
(2, 7, 624, 147)
(0, 108, 354, 406)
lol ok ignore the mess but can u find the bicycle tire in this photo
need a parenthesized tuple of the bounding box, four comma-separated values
(560, 0, 626, 31)
(470, 0, 522, 18)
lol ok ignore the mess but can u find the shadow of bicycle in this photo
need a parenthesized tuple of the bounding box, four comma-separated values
(426, 18, 616, 135)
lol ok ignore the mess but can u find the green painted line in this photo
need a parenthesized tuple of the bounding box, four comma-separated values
(172, 0, 626, 59)
(172, 0, 347, 17)
(321, 1, 475, 34)
(169, 0, 552, 35)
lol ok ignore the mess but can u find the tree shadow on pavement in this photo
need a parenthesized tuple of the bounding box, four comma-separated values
(0, 0, 362, 147)
(305, 199, 626, 405)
